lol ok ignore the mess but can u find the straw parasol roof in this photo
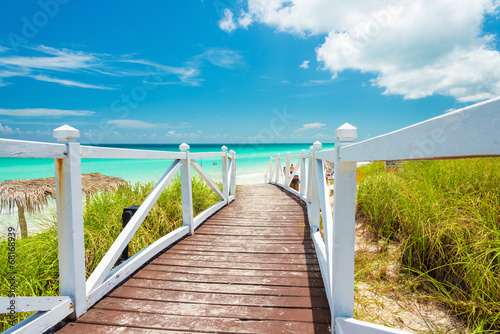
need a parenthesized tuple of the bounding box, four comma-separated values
(0, 173, 128, 213)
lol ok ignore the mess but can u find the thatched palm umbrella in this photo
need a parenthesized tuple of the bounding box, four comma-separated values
(0, 173, 127, 238)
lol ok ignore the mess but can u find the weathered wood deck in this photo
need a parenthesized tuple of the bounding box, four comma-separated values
(57, 184, 330, 333)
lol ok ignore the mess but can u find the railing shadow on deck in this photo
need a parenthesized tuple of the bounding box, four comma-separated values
(0, 126, 236, 334)
(270, 183, 331, 333)
(265, 96, 500, 334)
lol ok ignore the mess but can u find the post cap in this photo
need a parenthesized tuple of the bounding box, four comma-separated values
(229, 150, 235, 155)
(336, 123, 357, 142)
(277, 153, 281, 157)
(313, 141, 322, 150)
(309, 146, 314, 151)
(286, 151, 291, 156)
(221, 145, 228, 152)
(179, 143, 190, 151)
(53, 125, 80, 143)
(301, 149, 306, 154)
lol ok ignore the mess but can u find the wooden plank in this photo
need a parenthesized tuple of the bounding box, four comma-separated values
(185, 234, 314, 243)
(150, 258, 320, 271)
(122, 278, 325, 296)
(94, 298, 330, 323)
(57, 323, 212, 333)
(133, 269, 325, 287)
(176, 239, 314, 248)
(80, 145, 186, 160)
(0, 138, 66, 158)
(144, 263, 322, 278)
(76, 309, 330, 334)
(162, 250, 320, 264)
(192, 232, 309, 240)
(337, 96, 500, 162)
(169, 244, 316, 254)
(110, 286, 329, 308)
(191, 230, 311, 237)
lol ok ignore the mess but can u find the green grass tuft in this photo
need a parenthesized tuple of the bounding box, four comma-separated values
(357, 158, 500, 331)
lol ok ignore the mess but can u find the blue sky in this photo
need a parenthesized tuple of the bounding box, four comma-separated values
(0, 0, 499, 144)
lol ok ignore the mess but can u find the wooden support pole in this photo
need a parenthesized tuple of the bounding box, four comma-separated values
(53, 125, 87, 319)
(275, 153, 280, 184)
(330, 123, 358, 330)
(300, 149, 306, 198)
(230, 150, 236, 197)
(179, 143, 194, 235)
(221, 146, 229, 202)
(285, 151, 291, 190)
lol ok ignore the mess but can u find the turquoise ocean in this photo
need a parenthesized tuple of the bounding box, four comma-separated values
(0, 143, 335, 185)
(0, 143, 335, 234)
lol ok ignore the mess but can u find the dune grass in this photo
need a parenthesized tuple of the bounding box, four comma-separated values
(0, 175, 221, 331)
(356, 158, 500, 332)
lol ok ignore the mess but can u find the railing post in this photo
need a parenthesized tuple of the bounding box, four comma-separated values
(179, 143, 194, 235)
(221, 146, 229, 202)
(307, 146, 314, 204)
(309, 142, 322, 230)
(300, 149, 306, 198)
(285, 151, 291, 190)
(275, 153, 280, 184)
(53, 125, 87, 319)
(230, 150, 236, 196)
(330, 123, 358, 330)
(265, 156, 272, 183)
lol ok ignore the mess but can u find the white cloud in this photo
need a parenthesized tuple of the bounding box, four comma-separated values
(228, 0, 500, 102)
(107, 119, 156, 129)
(299, 60, 310, 69)
(238, 10, 253, 29)
(219, 9, 237, 32)
(30, 74, 116, 90)
(294, 122, 327, 132)
(0, 123, 19, 134)
(0, 108, 95, 117)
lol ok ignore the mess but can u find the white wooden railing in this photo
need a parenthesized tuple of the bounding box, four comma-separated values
(265, 96, 500, 334)
(0, 125, 236, 334)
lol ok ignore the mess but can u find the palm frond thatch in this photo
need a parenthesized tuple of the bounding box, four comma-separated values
(0, 173, 128, 213)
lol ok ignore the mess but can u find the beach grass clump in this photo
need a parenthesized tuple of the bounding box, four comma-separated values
(357, 158, 500, 331)
(0, 175, 220, 331)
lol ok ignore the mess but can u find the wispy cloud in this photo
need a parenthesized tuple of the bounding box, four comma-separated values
(0, 108, 95, 117)
(0, 45, 243, 89)
(107, 119, 157, 129)
(299, 60, 310, 69)
(294, 122, 326, 133)
(30, 74, 116, 90)
(166, 130, 202, 138)
(303, 79, 333, 86)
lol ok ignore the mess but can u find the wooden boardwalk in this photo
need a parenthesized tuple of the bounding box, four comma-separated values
(57, 184, 330, 333)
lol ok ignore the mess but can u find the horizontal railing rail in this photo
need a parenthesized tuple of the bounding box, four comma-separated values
(265, 96, 500, 334)
(0, 125, 236, 334)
